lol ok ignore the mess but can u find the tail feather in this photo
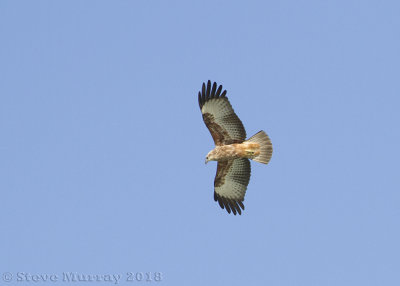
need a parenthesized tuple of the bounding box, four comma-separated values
(246, 131, 273, 164)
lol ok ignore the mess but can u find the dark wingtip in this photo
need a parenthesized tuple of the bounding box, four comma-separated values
(217, 197, 224, 209)
(215, 85, 222, 98)
(198, 81, 226, 109)
(229, 200, 237, 215)
(198, 91, 202, 109)
(206, 81, 211, 98)
(224, 201, 232, 214)
(199, 83, 206, 109)
(214, 193, 244, 215)
(238, 200, 245, 210)
(211, 82, 217, 98)
(232, 200, 241, 215)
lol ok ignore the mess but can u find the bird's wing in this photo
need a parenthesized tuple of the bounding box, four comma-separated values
(213, 158, 251, 215)
(198, 80, 246, 146)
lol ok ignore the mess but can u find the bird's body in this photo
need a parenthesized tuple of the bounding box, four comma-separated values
(198, 80, 273, 215)
(206, 142, 261, 162)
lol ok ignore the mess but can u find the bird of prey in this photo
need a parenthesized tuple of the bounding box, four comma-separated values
(198, 80, 273, 215)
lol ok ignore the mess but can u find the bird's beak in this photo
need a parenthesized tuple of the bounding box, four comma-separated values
(205, 159, 208, 164)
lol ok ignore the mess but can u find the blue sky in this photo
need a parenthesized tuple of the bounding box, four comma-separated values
(1, 1, 399, 285)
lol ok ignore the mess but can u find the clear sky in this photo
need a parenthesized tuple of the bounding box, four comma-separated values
(1, 1, 399, 285)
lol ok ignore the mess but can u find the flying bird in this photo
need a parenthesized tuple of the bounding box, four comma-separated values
(198, 80, 273, 215)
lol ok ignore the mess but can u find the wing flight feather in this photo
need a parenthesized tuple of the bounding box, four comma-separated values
(198, 80, 246, 145)
(213, 158, 251, 215)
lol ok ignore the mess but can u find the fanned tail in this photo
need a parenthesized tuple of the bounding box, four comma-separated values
(246, 131, 273, 164)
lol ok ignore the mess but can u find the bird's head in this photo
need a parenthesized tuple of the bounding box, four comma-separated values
(205, 150, 217, 164)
